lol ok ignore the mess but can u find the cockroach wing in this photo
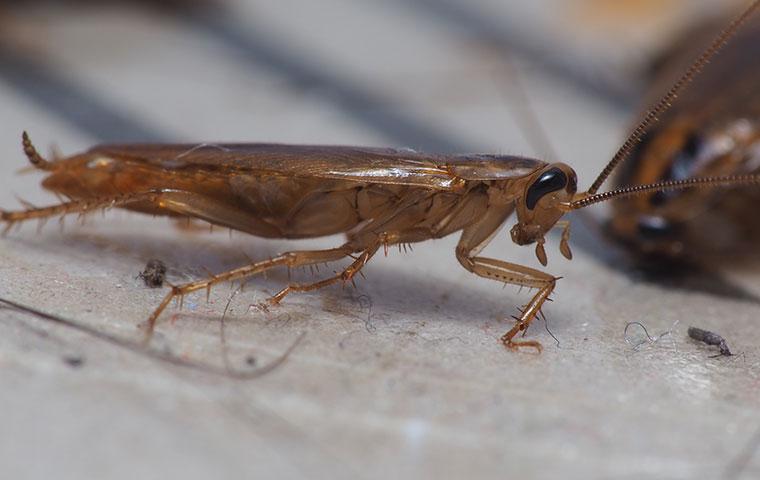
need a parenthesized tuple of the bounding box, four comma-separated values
(89, 144, 543, 190)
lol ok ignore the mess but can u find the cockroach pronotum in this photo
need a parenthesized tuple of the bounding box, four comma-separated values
(608, 5, 760, 263)
(2, 2, 760, 352)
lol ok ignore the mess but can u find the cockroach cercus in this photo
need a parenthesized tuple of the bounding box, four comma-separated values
(2, 2, 760, 352)
(609, 6, 760, 263)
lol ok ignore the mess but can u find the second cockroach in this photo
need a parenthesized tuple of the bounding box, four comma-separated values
(609, 5, 760, 263)
(2, 2, 760, 351)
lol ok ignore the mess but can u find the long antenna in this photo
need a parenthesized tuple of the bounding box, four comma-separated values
(571, 173, 760, 209)
(586, 0, 760, 195)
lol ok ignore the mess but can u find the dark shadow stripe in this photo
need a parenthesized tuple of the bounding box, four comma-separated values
(182, 12, 475, 153)
(397, 0, 637, 112)
(0, 46, 168, 143)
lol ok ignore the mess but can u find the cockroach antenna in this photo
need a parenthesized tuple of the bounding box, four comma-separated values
(585, 0, 760, 196)
(570, 174, 760, 209)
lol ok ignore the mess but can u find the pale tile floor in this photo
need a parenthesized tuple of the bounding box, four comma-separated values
(0, 1, 758, 479)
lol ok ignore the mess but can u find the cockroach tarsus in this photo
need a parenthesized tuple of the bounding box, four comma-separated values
(687, 326, 734, 357)
(2, 1, 760, 353)
(139, 258, 168, 288)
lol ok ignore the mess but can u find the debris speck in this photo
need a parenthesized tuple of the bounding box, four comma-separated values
(688, 326, 733, 357)
(139, 259, 167, 288)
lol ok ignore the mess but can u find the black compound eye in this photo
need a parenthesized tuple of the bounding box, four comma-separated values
(670, 132, 704, 181)
(567, 170, 578, 193)
(650, 132, 704, 207)
(682, 132, 702, 158)
(526, 168, 567, 209)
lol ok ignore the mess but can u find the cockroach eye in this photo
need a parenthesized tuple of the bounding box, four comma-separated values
(567, 170, 577, 193)
(637, 215, 674, 240)
(669, 132, 704, 181)
(526, 168, 567, 209)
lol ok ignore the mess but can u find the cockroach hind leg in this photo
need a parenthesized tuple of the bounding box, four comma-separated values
(0, 190, 162, 228)
(260, 245, 378, 306)
(142, 244, 362, 340)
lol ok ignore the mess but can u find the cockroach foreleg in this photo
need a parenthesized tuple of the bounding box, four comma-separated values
(455, 205, 557, 352)
(459, 255, 556, 352)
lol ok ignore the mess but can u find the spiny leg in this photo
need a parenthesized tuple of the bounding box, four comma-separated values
(266, 242, 381, 305)
(458, 253, 557, 352)
(1, 190, 168, 234)
(259, 226, 429, 318)
(0, 188, 283, 238)
(454, 204, 557, 352)
(146, 244, 360, 339)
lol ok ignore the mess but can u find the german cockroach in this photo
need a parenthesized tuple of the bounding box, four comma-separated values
(608, 6, 760, 263)
(2, 2, 760, 352)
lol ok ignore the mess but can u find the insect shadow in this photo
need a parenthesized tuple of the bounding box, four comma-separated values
(7, 227, 563, 339)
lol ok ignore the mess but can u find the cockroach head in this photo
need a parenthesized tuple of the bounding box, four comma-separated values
(511, 163, 577, 246)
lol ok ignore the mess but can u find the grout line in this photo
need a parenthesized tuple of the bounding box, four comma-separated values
(182, 11, 476, 153)
(0, 44, 170, 143)
(395, 0, 636, 112)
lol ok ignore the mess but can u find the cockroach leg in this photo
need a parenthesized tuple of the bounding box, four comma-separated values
(455, 207, 557, 352)
(471, 258, 555, 352)
(144, 244, 360, 339)
(0, 190, 165, 229)
(267, 244, 380, 305)
(1, 188, 277, 238)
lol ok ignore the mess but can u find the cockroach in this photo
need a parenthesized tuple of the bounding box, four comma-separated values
(139, 258, 167, 288)
(608, 6, 760, 263)
(687, 326, 733, 356)
(2, 2, 760, 352)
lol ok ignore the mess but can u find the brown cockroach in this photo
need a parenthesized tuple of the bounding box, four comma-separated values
(608, 5, 760, 263)
(2, 2, 760, 352)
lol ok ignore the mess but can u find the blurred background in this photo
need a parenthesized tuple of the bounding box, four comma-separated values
(0, 0, 744, 150)
(1, 1, 758, 480)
